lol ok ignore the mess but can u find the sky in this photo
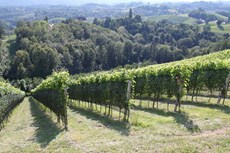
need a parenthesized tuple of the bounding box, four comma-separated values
(79, 0, 229, 4)
(72, 0, 229, 4)
(0, 0, 229, 6)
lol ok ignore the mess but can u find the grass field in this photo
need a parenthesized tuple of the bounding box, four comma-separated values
(200, 22, 230, 34)
(146, 13, 230, 34)
(209, 13, 228, 22)
(0, 96, 230, 153)
(210, 24, 230, 34)
(145, 14, 196, 25)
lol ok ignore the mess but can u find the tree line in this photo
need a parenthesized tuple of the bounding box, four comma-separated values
(1, 12, 229, 81)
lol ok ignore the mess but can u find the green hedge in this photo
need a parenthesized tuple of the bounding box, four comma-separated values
(32, 72, 69, 129)
(68, 71, 132, 121)
(0, 81, 25, 129)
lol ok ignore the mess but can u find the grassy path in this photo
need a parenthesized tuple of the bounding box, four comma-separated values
(0, 97, 37, 152)
(0, 97, 230, 152)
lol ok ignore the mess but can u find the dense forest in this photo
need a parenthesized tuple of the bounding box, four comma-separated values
(0, 1, 230, 91)
(0, 10, 230, 81)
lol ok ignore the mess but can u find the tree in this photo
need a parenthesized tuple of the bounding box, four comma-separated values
(203, 24, 211, 32)
(216, 20, 223, 26)
(104, 17, 111, 28)
(178, 37, 193, 49)
(156, 46, 172, 63)
(83, 27, 90, 39)
(71, 49, 84, 73)
(134, 15, 142, 23)
(129, 8, 133, 19)
(107, 42, 124, 68)
(82, 48, 96, 72)
(95, 35, 107, 46)
(123, 41, 134, 64)
(16, 63, 26, 79)
(14, 50, 31, 67)
(62, 51, 73, 69)
(93, 18, 100, 25)
(32, 45, 60, 77)
(44, 16, 48, 22)
(0, 26, 4, 39)
(8, 50, 32, 79)
(77, 16, 86, 21)
(0, 47, 10, 77)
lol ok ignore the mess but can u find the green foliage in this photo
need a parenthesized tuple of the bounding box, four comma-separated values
(131, 50, 230, 110)
(68, 50, 230, 115)
(0, 81, 25, 128)
(147, 15, 194, 24)
(129, 8, 133, 19)
(32, 71, 69, 129)
(216, 20, 223, 26)
(10, 77, 43, 92)
(0, 81, 24, 96)
(4, 13, 229, 80)
(0, 26, 4, 39)
(189, 9, 218, 22)
(0, 46, 10, 77)
(68, 70, 133, 121)
(32, 71, 69, 92)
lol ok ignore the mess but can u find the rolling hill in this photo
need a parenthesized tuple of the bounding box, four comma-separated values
(145, 14, 197, 24)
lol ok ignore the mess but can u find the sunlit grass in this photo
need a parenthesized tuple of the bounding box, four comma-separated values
(0, 96, 230, 152)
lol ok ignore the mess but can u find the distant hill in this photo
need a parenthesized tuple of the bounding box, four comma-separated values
(1, 0, 230, 6)
(0, 0, 138, 6)
(0, 0, 77, 6)
(145, 14, 197, 25)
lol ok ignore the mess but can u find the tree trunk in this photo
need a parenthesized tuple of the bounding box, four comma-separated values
(139, 99, 142, 107)
(127, 109, 130, 122)
(191, 88, 195, 102)
(167, 98, 170, 111)
(152, 100, 155, 108)
(105, 105, 107, 115)
(111, 105, 113, 117)
(78, 99, 81, 106)
(156, 93, 160, 109)
(208, 91, 212, 103)
(123, 109, 127, 121)
(218, 72, 230, 104)
(217, 90, 222, 104)
(108, 104, 111, 117)
(195, 89, 199, 102)
(174, 101, 178, 112)
(119, 108, 121, 120)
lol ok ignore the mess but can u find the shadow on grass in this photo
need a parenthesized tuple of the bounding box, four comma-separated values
(217, 25, 224, 31)
(68, 104, 130, 136)
(29, 97, 63, 148)
(183, 100, 230, 114)
(134, 96, 230, 115)
(131, 104, 201, 133)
